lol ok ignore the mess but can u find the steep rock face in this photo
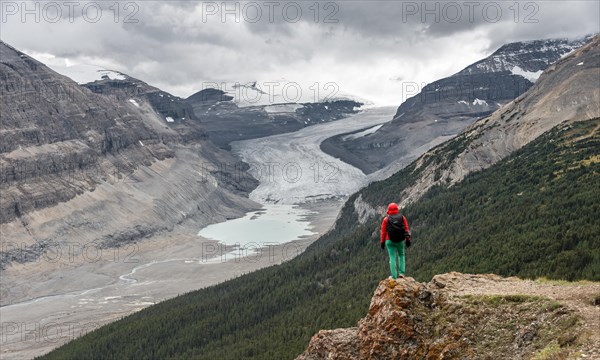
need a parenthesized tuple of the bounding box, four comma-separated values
(0, 41, 177, 223)
(298, 273, 595, 360)
(83, 75, 205, 142)
(0, 41, 259, 270)
(457, 38, 588, 75)
(298, 328, 360, 359)
(323, 37, 589, 174)
(297, 277, 467, 360)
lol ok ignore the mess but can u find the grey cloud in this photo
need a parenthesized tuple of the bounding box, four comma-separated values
(0, 0, 598, 104)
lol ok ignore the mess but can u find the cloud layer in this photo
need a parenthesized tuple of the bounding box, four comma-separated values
(2, 1, 598, 105)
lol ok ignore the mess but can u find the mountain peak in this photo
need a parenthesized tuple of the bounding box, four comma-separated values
(458, 37, 589, 76)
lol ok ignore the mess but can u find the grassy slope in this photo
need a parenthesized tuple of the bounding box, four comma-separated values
(41, 119, 600, 360)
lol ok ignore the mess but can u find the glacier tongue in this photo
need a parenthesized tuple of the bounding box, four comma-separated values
(231, 107, 396, 205)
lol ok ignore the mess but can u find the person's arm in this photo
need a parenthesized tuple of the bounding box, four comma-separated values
(380, 217, 387, 249)
(402, 216, 412, 246)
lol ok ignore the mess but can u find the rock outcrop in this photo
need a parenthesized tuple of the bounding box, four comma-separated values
(297, 276, 465, 360)
(0, 41, 172, 224)
(298, 273, 599, 359)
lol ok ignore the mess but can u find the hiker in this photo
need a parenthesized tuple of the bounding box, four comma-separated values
(380, 202, 411, 279)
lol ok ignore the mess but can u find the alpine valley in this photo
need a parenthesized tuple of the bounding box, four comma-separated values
(0, 33, 594, 360)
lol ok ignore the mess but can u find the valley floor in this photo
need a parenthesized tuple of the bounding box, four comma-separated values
(0, 107, 398, 359)
(0, 199, 343, 360)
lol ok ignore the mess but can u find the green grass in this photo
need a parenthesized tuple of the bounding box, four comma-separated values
(531, 343, 567, 360)
(448, 294, 581, 358)
(535, 277, 598, 286)
(462, 294, 549, 307)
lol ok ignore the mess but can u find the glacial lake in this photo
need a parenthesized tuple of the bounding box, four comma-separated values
(197, 204, 316, 247)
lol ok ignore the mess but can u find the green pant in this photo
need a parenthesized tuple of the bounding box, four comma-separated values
(385, 240, 405, 279)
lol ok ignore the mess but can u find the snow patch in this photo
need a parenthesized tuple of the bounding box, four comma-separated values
(511, 66, 543, 82)
(458, 100, 468, 105)
(139, 140, 144, 146)
(128, 99, 140, 107)
(342, 124, 383, 141)
(264, 103, 304, 113)
(203, 81, 370, 108)
(165, 117, 175, 123)
(577, 61, 584, 66)
(472, 98, 488, 106)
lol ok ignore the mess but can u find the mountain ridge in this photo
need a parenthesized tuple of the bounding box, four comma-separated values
(322, 36, 591, 174)
(185, 86, 362, 149)
(380, 34, 600, 210)
(0, 40, 260, 271)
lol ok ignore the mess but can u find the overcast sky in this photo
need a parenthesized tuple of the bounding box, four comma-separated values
(1, 0, 598, 105)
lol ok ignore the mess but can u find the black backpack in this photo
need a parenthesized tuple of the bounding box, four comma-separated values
(386, 214, 407, 243)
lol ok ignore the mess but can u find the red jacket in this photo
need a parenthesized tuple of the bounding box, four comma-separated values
(380, 203, 410, 244)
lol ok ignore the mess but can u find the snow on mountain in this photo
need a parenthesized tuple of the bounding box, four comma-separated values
(458, 37, 590, 77)
(342, 124, 384, 141)
(50, 63, 126, 84)
(510, 66, 544, 82)
(204, 80, 371, 108)
(264, 103, 304, 113)
(472, 98, 488, 106)
(320, 36, 593, 175)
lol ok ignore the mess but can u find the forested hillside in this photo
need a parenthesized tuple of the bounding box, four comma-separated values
(41, 118, 600, 360)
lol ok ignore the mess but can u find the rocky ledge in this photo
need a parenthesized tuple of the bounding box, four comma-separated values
(297, 272, 600, 359)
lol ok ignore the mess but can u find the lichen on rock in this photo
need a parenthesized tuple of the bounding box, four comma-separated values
(297, 273, 590, 360)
